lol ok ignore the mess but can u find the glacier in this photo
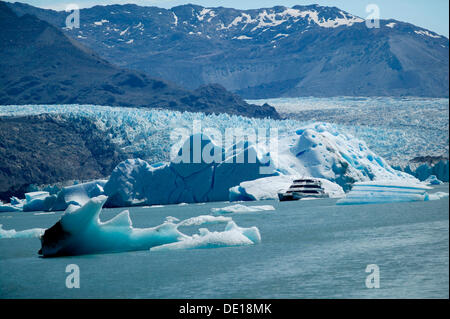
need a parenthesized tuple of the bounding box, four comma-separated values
(0, 100, 447, 170)
(249, 97, 449, 169)
(0, 102, 445, 210)
(38, 196, 261, 257)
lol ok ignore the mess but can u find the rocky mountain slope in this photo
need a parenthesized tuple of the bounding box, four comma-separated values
(0, 114, 126, 201)
(8, 2, 449, 98)
(0, 2, 279, 118)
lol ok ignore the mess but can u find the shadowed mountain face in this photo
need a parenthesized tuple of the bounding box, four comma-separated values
(0, 3, 279, 119)
(0, 114, 126, 201)
(7, 2, 449, 98)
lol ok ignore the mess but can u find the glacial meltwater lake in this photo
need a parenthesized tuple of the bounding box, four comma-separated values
(0, 184, 448, 299)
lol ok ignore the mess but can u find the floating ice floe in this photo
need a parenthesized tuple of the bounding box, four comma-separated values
(229, 175, 345, 201)
(428, 192, 449, 201)
(0, 224, 45, 239)
(211, 204, 275, 214)
(336, 180, 435, 205)
(38, 196, 261, 257)
(151, 221, 261, 251)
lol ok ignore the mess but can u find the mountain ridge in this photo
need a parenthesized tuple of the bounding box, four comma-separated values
(7, 1, 449, 98)
(0, 2, 280, 119)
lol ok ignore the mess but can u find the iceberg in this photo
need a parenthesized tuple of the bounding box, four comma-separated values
(19, 181, 107, 212)
(280, 123, 412, 189)
(424, 175, 443, 185)
(229, 175, 345, 201)
(211, 204, 275, 214)
(0, 201, 22, 212)
(336, 181, 433, 205)
(151, 221, 261, 251)
(53, 179, 107, 210)
(428, 192, 449, 200)
(39, 196, 261, 257)
(104, 134, 276, 207)
(22, 191, 56, 212)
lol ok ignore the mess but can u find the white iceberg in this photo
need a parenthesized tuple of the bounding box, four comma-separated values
(0, 224, 45, 239)
(151, 221, 261, 251)
(424, 175, 443, 185)
(39, 195, 261, 257)
(428, 192, 449, 201)
(22, 191, 56, 212)
(53, 180, 107, 210)
(229, 175, 345, 201)
(211, 204, 275, 214)
(278, 123, 413, 188)
(104, 134, 275, 207)
(20, 181, 107, 212)
(336, 180, 433, 205)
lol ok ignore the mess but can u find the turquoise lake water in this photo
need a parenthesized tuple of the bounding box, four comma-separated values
(0, 184, 448, 299)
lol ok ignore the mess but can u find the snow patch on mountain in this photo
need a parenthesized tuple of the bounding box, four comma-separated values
(415, 30, 441, 38)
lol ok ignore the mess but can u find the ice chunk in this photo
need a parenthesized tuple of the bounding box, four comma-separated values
(150, 221, 261, 251)
(178, 215, 232, 226)
(286, 124, 412, 190)
(39, 195, 184, 256)
(337, 180, 432, 205)
(428, 192, 449, 201)
(25, 191, 49, 202)
(39, 196, 261, 257)
(0, 203, 22, 212)
(424, 175, 443, 185)
(104, 159, 153, 207)
(10, 196, 24, 206)
(104, 134, 275, 206)
(0, 224, 45, 239)
(23, 191, 57, 212)
(57, 180, 107, 208)
(211, 204, 275, 214)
